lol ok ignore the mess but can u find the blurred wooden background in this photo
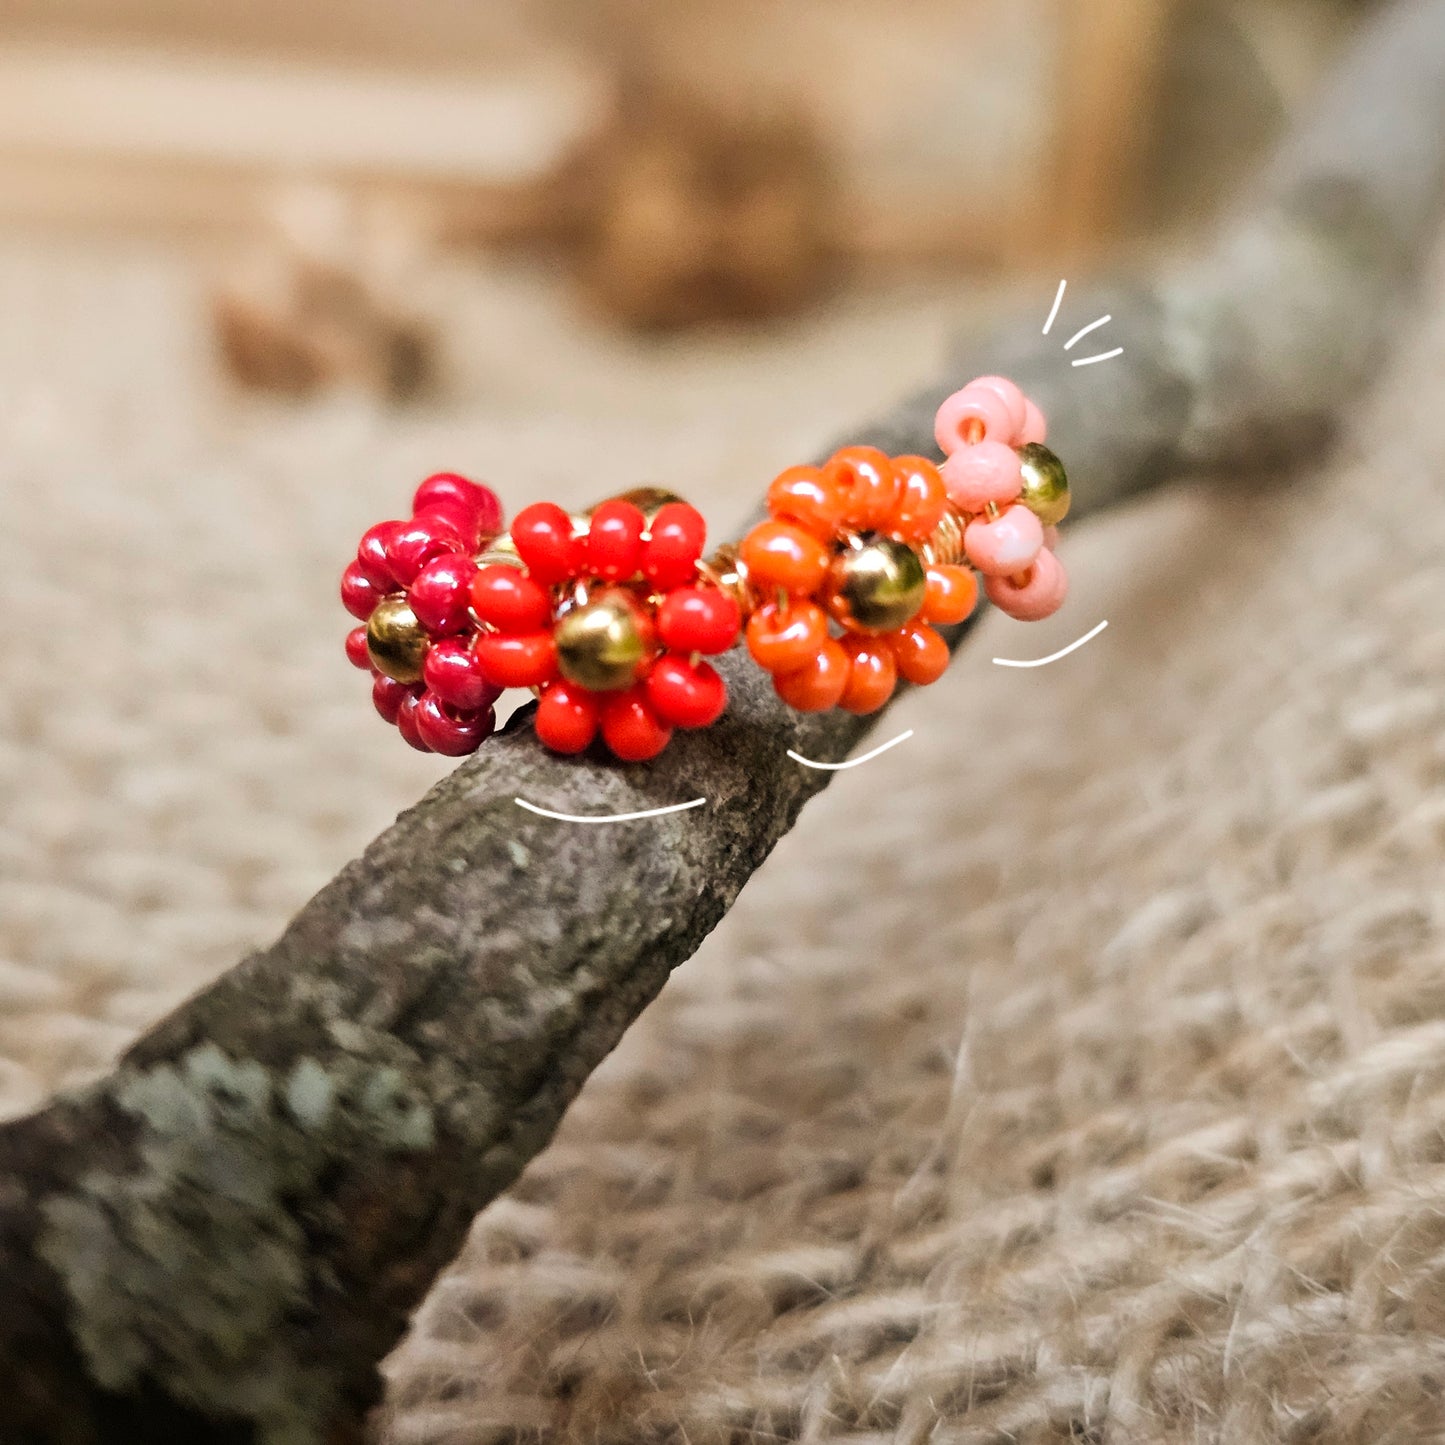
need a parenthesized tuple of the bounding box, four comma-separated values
(0, 0, 1364, 383)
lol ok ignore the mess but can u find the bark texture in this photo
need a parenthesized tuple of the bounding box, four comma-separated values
(4, 2, 1445, 1440)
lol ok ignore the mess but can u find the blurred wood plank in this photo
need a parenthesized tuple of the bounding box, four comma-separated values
(0, 40, 600, 232)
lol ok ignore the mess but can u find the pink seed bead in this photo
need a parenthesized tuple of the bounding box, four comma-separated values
(1020, 398, 1047, 446)
(985, 546, 1068, 621)
(964, 503, 1044, 576)
(965, 376, 1028, 438)
(934, 384, 1020, 453)
(941, 441, 1023, 513)
(1043, 525, 1060, 551)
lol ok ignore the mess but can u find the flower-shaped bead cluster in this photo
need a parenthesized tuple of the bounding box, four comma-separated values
(340, 473, 506, 754)
(738, 448, 979, 714)
(935, 375, 1069, 620)
(469, 498, 741, 761)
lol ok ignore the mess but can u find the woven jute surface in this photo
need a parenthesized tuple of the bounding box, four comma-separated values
(4, 227, 1445, 1443)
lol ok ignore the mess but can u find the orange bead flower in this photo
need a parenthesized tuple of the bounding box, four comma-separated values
(739, 449, 978, 714)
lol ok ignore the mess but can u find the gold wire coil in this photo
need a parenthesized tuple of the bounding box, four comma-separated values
(919, 504, 969, 568)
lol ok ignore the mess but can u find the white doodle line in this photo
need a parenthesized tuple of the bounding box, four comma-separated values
(1072, 347, 1124, 368)
(515, 797, 707, 824)
(788, 729, 915, 772)
(1042, 279, 1067, 336)
(1065, 315, 1112, 350)
(993, 619, 1109, 669)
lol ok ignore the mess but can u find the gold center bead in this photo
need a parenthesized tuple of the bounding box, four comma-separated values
(366, 594, 430, 683)
(1016, 442, 1071, 526)
(554, 587, 658, 691)
(828, 536, 928, 634)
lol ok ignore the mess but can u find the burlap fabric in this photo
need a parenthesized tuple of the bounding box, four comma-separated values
(3, 228, 1445, 1443)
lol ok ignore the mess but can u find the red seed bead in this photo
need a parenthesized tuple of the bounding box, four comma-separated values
(413, 473, 503, 539)
(890, 456, 949, 541)
(826, 446, 899, 532)
(409, 553, 478, 636)
(766, 465, 847, 539)
(922, 565, 979, 626)
(600, 689, 673, 762)
(643, 502, 708, 589)
(372, 674, 415, 724)
(474, 631, 558, 689)
(891, 622, 950, 685)
(469, 564, 553, 634)
(357, 521, 401, 590)
(656, 586, 740, 655)
(512, 502, 582, 585)
(738, 519, 830, 596)
(646, 655, 727, 729)
(586, 500, 647, 582)
(396, 690, 432, 751)
(838, 637, 897, 714)
(424, 637, 502, 713)
(388, 508, 468, 586)
(774, 637, 850, 712)
(415, 691, 494, 756)
(744, 600, 828, 675)
(535, 680, 600, 754)
(345, 626, 371, 669)
(341, 561, 384, 620)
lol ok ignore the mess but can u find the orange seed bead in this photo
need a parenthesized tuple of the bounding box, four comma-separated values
(889, 455, 949, 541)
(891, 622, 950, 686)
(766, 465, 848, 539)
(745, 600, 828, 675)
(839, 637, 898, 714)
(825, 446, 899, 532)
(922, 565, 979, 626)
(738, 519, 831, 596)
(774, 637, 850, 712)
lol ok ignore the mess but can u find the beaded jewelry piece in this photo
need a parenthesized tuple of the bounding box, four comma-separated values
(342, 377, 1069, 760)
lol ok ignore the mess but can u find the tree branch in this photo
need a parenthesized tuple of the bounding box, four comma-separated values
(6, 2, 1445, 1439)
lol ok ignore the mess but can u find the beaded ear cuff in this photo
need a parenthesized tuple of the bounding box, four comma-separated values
(342, 376, 1070, 761)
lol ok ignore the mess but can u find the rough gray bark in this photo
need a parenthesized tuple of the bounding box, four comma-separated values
(4, 2, 1445, 1440)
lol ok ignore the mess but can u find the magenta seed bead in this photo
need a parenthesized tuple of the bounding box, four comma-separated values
(345, 626, 371, 669)
(413, 473, 503, 539)
(357, 521, 401, 589)
(396, 690, 431, 751)
(372, 673, 415, 725)
(409, 553, 478, 636)
(388, 509, 468, 586)
(341, 561, 384, 620)
(415, 692, 495, 756)
(424, 638, 503, 713)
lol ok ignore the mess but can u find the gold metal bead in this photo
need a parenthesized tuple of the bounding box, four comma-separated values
(698, 541, 756, 617)
(591, 487, 686, 524)
(554, 587, 658, 691)
(827, 536, 927, 634)
(477, 531, 523, 569)
(1017, 442, 1070, 526)
(366, 594, 430, 683)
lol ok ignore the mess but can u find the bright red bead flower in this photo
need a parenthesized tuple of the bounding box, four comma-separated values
(470, 497, 739, 761)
